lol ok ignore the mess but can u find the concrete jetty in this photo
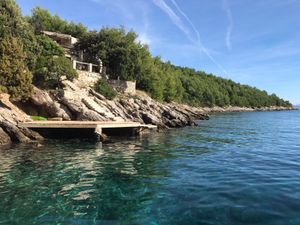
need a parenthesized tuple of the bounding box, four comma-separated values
(19, 121, 157, 140)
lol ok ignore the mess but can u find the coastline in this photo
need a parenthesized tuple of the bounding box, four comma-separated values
(0, 87, 296, 149)
(200, 106, 297, 113)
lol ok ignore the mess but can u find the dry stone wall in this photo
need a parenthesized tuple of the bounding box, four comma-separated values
(108, 80, 136, 95)
(74, 71, 101, 89)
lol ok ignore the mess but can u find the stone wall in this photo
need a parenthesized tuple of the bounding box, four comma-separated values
(72, 71, 136, 95)
(74, 71, 101, 89)
(108, 80, 136, 95)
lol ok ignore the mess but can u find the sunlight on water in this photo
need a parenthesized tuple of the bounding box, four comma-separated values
(0, 110, 300, 225)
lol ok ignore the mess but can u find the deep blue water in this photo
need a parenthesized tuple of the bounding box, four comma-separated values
(0, 110, 300, 225)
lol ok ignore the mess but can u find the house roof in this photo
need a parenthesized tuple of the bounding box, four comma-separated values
(41, 31, 73, 40)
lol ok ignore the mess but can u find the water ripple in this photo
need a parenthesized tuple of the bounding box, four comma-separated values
(0, 111, 300, 224)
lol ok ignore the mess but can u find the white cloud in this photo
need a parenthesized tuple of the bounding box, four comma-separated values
(222, 0, 233, 50)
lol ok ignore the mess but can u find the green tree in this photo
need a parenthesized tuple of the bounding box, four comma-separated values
(76, 27, 146, 81)
(32, 35, 77, 89)
(29, 7, 87, 38)
(0, 0, 40, 70)
(0, 0, 24, 37)
(135, 54, 165, 101)
(36, 35, 64, 57)
(33, 56, 77, 89)
(0, 37, 33, 99)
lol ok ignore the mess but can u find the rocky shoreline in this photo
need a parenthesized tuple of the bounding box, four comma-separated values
(199, 105, 296, 113)
(0, 80, 296, 148)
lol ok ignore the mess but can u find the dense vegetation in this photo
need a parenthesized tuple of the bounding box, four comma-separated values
(0, 0, 292, 107)
(76, 28, 290, 107)
(0, 36, 33, 99)
(33, 35, 77, 88)
(94, 79, 117, 100)
(28, 7, 87, 38)
(0, 0, 76, 98)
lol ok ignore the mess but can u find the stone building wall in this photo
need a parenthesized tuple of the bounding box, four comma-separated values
(74, 71, 101, 89)
(108, 80, 136, 95)
(72, 70, 136, 95)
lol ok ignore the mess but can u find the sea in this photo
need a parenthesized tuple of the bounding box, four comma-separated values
(0, 110, 299, 225)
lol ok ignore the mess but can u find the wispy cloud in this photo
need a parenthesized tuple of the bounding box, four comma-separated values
(152, 0, 228, 75)
(169, 0, 200, 44)
(152, 0, 190, 37)
(222, 0, 233, 50)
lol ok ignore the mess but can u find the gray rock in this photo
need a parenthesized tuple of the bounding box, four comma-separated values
(0, 94, 43, 145)
(30, 88, 72, 120)
(0, 120, 30, 143)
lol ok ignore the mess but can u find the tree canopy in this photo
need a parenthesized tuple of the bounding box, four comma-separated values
(75, 28, 144, 81)
(29, 7, 87, 38)
(0, 37, 33, 99)
(0, 0, 33, 98)
(32, 35, 77, 89)
(0, 0, 76, 97)
(76, 27, 291, 107)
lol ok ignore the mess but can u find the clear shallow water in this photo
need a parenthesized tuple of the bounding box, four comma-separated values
(0, 110, 300, 225)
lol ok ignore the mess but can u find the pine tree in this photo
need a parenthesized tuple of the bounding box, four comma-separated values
(0, 0, 40, 70)
(0, 37, 33, 99)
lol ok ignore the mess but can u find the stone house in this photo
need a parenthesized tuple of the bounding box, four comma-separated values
(41, 31, 103, 74)
(42, 31, 136, 94)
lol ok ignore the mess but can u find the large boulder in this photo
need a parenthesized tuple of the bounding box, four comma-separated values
(29, 88, 72, 120)
(0, 93, 30, 122)
(0, 120, 30, 143)
(0, 94, 43, 146)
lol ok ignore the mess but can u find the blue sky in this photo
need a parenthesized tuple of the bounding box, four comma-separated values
(16, 0, 300, 104)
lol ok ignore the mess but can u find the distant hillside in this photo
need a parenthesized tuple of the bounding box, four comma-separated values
(0, 0, 292, 108)
(295, 104, 300, 108)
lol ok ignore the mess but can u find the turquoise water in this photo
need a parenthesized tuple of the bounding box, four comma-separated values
(0, 110, 300, 225)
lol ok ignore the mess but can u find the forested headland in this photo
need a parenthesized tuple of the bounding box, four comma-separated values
(0, 0, 292, 108)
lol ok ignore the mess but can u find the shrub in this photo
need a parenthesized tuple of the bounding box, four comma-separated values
(36, 35, 64, 57)
(94, 79, 117, 100)
(33, 56, 77, 89)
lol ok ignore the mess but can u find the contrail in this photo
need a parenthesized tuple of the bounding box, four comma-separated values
(170, 0, 228, 74)
(222, 0, 233, 50)
(152, 0, 190, 37)
(153, 0, 228, 75)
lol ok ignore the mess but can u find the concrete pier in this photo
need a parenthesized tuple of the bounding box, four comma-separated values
(19, 121, 157, 140)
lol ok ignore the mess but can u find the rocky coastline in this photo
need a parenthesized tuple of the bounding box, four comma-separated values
(0, 80, 296, 149)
